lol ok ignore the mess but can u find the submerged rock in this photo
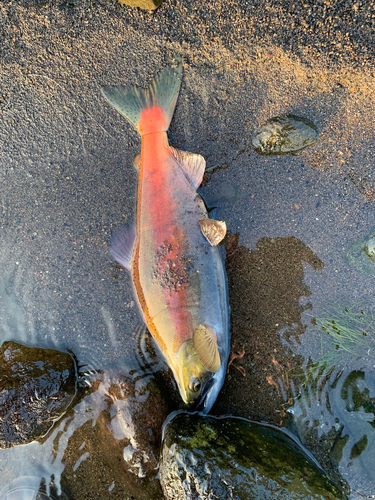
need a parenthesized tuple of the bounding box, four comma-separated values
(97, 374, 169, 478)
(0, 341, 77, 448)
(252, 115, 318, 155)
(160, 412, 347, 500)
(345, 229, 375, 274)
(116, 0, 163, 10)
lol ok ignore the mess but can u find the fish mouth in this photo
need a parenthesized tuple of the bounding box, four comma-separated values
(194, 378, 215, 412)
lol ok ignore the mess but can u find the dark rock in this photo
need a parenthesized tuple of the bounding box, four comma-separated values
(252, 115, 318, 155)
(160, 412, 348, 500)
(116, 0, 163, 10)
(0, 341, 77, 448)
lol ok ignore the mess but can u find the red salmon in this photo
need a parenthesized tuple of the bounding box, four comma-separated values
(102, 60, 229, 412)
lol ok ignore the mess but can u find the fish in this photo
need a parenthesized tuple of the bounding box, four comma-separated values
(101, 59, 230, 413)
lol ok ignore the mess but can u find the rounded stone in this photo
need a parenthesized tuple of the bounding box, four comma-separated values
(116, 0, 163, 10)
(0, 341, 77, 449)
(345, 230, 375, 274)
(252, 115, 318, 155)
(160, 412, 347, 500)
(364, 234, 375, 262)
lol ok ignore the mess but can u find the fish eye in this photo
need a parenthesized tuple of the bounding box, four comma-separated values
(189, 377, 201, 393)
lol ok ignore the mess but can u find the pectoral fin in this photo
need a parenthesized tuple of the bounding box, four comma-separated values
(109, 225, 136, 271)
(199, 218, 226, 246)
(133, 153, 141, 170)
(193, 324, 221, 373)
(169, 147, 206, 190)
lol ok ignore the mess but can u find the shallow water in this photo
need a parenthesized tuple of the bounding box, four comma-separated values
(1, 1, 375, 498)
(206, 151, 375, 498)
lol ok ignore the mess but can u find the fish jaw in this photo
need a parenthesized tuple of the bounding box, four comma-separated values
(171, 347, 227, 414)
(196, 363, 227, 414)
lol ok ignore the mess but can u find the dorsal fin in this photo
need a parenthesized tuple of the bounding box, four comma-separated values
(169, 147, 206, 190)
(193, 324, 221, 373)
(199, 218, 226, 246)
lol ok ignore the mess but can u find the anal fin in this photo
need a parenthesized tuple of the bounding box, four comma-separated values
(169, 147, 206, 190)
(110, 225, 136, 270)
(199, 218, 226, 246)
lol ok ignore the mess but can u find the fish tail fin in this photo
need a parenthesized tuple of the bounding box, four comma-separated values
(101, 58, 182, 136)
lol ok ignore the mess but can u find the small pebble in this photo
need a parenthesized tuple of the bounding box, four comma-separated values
(116, 0, 163, 10)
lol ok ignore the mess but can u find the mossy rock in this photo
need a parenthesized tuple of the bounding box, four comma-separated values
(345, 229, 375, 274)
(252, 115, 318, 155)
(0, 341, 77, 448)
(160, 412, 348, 500)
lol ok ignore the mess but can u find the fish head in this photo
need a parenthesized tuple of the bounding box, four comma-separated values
(174, 338, 221, 412)
(175, 340, 215, 407)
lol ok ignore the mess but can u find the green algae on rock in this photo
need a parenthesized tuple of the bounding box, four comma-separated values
(116, 0, 163, 10)
(345, 229, 375, 274)
(160, 412, 348, 500)
(0, 341, 77, 449)
(252, 115, 318, 155)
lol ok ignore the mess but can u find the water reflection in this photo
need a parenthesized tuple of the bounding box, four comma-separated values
(0, 476, 68, 500)
(0, 337, 169, 498)
(285, 303, 375, 499)
(289, 367, 375, 499)
(0, 278, 171, 498)
(59, 359, 170, 499)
